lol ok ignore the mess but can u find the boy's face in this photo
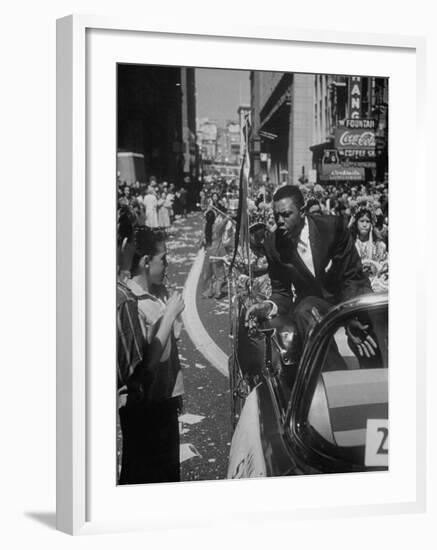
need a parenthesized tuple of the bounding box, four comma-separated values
(147, 241, 167, 285)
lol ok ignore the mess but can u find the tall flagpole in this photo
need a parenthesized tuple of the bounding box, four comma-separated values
(243, 118, 252, 300)
(229, 111, 252, 298)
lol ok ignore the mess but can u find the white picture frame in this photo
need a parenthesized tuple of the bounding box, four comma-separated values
(56, 14, 427, 535)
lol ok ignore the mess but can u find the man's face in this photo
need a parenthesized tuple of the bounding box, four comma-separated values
(273, 197, 305, 239)
(148, 241, 167, 285)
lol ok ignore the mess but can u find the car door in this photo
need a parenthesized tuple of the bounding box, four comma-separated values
(228, 304, 300, 478)
(285, 294, 389, 474)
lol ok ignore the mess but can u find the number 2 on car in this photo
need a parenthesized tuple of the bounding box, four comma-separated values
(364, 419, 389, 467)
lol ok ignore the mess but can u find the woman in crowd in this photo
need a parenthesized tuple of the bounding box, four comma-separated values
(121, 227, 185, 483)
(167, 183, 176, 223)
(350, 207, 387, 263)
(132, 199, 146, 227)
(350, 206, 388, 292)
(173, 188, 183, 218)
(143, 184, 159, 228)
(157, 190, 171, 234)
(198, 188, 208, 211)
(257, 190, 273, 220)
(210, 191, 220, 208)
(203, 203, 233, 299)
(200, 198, 217, 299)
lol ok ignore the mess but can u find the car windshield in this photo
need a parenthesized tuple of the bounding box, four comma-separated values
(303, 305, 389, 469)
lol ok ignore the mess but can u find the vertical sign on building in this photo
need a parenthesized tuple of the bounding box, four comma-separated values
(349, 76, 362, 119)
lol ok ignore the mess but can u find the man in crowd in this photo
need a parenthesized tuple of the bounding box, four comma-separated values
(246, 185, 377, 361)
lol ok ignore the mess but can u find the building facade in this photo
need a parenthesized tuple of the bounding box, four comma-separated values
(197, 118, 241, 179)
(311, 74, 388, 186)
(249, 70, 388, 189)
(197, 118, 218, 161)
(117, 64, 197, 187)
(249, 71, 314, 188)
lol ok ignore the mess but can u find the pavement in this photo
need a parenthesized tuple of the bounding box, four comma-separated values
(166, 212, 232, 481)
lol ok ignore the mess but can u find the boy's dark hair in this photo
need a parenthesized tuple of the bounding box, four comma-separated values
(117, 206, 134, 247)
(272, 185, 305, 209)
(131, 227, 165, 274)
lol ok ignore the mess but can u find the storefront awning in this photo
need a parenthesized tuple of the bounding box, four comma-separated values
(309, 140, 334, 164)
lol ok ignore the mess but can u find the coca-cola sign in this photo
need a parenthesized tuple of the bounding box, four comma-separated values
(335, 127, 376, 150)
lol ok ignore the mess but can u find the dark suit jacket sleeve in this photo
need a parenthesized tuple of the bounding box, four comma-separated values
(327, 216, 372, 302)
(260, 232, 292, 315)
(266, 257, 294, 315)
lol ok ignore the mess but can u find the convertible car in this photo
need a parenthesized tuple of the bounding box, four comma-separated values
(227, 287, 389, 479)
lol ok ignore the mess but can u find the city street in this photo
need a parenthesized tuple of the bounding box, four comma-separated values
(116, 65, 390, 484)
(167, 213, 232, 481)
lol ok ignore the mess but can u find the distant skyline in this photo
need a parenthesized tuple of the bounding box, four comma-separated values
(195, 68, 250, 125)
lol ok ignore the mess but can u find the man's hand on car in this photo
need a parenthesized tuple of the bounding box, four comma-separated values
(346, 317, 378, 358)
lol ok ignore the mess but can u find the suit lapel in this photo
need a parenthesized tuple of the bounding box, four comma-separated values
(271, 228, 321, 291)
(266, 231, 302, 282)
(265, 220, 331, 300)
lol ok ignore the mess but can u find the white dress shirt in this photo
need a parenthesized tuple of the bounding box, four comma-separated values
(296, 218, 315, 276)
(265, 218, 315, 318)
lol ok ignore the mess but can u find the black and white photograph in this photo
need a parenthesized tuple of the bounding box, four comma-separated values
(116, 64, 389, 485)
(2, 0, 435, 543)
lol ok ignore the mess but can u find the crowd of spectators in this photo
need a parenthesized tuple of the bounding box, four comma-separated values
(196, 176, 389, 296)
(300, 181, 389, 247)
(117, 173, 389, 297)
(116, 172, 389, 483)
(117, 177, 189, 235)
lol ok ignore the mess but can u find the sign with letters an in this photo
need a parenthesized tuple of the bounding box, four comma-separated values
(348, 76, 362, 119)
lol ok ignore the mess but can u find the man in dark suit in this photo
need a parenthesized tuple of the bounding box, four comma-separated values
(247, 185, 377, 360)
